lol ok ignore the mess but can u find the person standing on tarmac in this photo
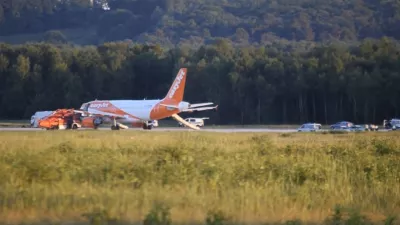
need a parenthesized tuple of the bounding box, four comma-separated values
(66, 115, 73, 129)
(383, 119, 392, 129)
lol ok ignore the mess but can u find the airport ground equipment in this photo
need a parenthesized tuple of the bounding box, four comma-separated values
(30, 111, 53, 127)
(38, 109, 83, 130)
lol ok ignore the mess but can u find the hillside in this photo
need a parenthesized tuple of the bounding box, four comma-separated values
(0, 0, 399, 46)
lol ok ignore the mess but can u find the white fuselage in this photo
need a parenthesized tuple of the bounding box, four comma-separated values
(83, 99, 163, 122)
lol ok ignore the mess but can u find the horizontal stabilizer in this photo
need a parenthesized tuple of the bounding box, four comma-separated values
(189, 102, 214, 108)
(182, 105, 218, 112)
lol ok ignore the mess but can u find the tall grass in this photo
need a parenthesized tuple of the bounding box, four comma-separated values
(0, 131, 399, 224)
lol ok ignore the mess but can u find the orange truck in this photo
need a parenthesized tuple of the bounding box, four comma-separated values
(38, 109, 83, 130)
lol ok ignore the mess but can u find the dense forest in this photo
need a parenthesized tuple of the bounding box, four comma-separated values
(0, 38, 399, 124)
(0, 0, 399, 124)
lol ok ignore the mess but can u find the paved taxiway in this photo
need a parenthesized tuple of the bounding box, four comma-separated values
(0, 127, 298, 132)
(0, 127, 391, 132)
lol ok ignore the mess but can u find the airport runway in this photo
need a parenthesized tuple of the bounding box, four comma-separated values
(0, 127, 391, 132)
(0, 127, 298, 132)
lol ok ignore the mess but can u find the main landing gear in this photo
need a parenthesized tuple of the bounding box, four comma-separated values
(111, 125, 120, 130)
(142, 121, 153, 130)
(111, 117, 120, 130)
(110, 118, 153, 130)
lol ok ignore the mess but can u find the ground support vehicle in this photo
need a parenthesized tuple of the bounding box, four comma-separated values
(38, 109, 82, 130)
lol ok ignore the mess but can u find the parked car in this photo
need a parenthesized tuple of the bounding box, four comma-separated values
(348, 125, 367, 132)
(178, 117, 209, 127)
(297, 123, 322, 132)
(383, 119, 400, 130)
(342, 124, 379, 132)
(330, 121, 354, 130)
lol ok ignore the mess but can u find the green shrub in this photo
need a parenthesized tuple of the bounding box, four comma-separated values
(143, 203, 172, 225)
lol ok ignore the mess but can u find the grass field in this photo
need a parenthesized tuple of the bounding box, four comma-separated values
(0, 131, 399, 225)
(0, 120, 30, 127)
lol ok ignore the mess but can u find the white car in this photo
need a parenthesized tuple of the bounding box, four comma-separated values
(178, 117, 209, 127)
(297, 123, 322, 132)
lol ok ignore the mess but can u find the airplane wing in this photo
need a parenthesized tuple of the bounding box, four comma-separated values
(171, 113, 200, 130)
(74, 109, 126, 119)
(160, 104, 179, 109)
(73, 109, 88, 114)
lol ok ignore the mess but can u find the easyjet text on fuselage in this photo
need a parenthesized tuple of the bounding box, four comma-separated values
(90, 102, 110, 109)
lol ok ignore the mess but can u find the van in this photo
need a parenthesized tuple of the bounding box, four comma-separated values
(297, 123, 322, 132)
(30, 111, 54, 128)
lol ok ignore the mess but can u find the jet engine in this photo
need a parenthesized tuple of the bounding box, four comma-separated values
(81, 116, 103, 129)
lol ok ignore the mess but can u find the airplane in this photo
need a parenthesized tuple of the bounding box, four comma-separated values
(75, 68, 218, 130)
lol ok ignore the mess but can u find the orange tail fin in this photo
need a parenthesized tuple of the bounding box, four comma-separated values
(164, 68, 187, 102)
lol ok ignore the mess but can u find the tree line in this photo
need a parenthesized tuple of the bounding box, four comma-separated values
(0, 37, 399, 125)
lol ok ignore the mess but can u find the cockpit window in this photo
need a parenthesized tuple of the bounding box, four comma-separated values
(80, 103, 89, 111)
